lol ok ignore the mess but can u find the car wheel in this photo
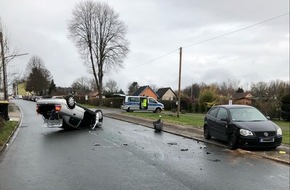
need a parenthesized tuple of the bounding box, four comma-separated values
(95, 109, 103, 123)
(203, 125, 211, 139)
(66, 95, 75, 109)
(155, 108, 161, 113)
(228, 134, 238, 150)
(126, 107, 130, 112)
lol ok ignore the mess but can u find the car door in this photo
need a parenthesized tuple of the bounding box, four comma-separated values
(215, 108, 229, 141)
(206, 107, 219, 137)
(148, 97, 157, 111)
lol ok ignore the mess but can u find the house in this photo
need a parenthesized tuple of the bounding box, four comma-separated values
(233, 92, 253, 105)
(132, 85, 159, 100)
(156, 87, 177, 100)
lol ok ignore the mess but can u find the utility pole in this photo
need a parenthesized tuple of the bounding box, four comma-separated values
(0, 31, 7, 100)
(177, 47, 182, 118)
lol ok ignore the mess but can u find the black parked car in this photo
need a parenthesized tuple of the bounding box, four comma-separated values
(204, 105, 282, 150)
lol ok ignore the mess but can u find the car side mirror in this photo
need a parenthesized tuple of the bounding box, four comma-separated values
(266, 116, 271, 120)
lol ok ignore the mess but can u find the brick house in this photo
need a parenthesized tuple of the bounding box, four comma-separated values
(132, 85, 159, 100)
(233, 92, 253, 105)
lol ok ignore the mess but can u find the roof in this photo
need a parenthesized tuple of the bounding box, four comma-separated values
(156, 87, 176, 98)
(132, 86, 148, 96)
(213, 104, 253, 109)
(233, 92, 253, 100)
(132, 85, 159, 97)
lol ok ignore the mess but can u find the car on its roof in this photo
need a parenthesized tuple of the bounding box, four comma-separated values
(36, 95, 103, 130)
(203, 104, 282, 150)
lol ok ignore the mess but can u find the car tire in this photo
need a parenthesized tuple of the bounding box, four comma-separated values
(228, 134, 238, 150)
(203, 125, 211, 139)
(155, 108, 161, 113)
(95, 109, 103, 123)
(66, 95, 75, 109)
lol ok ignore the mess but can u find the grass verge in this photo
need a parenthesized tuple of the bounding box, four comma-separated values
(0, 121, 18, 147)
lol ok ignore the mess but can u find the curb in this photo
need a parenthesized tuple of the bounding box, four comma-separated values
(104, 113, 290, 165)
(0, 104, 22, 157)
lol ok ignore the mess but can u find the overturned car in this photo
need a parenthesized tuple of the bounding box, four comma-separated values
(36, 95, 103, 130)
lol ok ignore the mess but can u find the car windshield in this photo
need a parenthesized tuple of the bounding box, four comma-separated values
(229, 107, 267, 122)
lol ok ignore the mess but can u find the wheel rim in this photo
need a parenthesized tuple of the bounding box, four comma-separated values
(68, 97, 74, 106)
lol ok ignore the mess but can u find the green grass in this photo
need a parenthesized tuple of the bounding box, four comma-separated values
(0, 121, 18, 147)
(123, 111, 205, 128)
(123, 112, 290, 145)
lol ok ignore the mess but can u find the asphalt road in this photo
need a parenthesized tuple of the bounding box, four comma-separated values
(0, 100, 289, 190)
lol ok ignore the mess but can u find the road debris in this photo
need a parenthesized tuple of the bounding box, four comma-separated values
(208, 159, 221, 162)
(94, 143, 100, 146)
(167, 142, 178, 145)
(206, 152, 211, 154)
(181, 148, 188, 151)
(123, 143, 128, 146)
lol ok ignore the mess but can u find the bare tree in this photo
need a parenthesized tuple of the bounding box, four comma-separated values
(71, 76, 91, 94)
(0, 18, 19, 99)
(68, 1, 129, 105)
(105, 79, 118, 93)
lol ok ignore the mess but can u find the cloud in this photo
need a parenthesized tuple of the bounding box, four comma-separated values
(1, 0, 289, 94)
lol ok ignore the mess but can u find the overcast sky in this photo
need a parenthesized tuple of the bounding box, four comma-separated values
(0, 0, 289, 93)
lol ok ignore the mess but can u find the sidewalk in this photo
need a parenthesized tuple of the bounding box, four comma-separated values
(105, 112, 290, 165)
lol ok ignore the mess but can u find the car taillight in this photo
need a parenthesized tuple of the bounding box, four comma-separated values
(55, 104, 62, 112)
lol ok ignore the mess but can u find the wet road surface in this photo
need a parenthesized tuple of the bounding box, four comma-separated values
(0, 100, 289, 190)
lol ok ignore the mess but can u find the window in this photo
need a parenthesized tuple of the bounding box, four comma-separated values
(149, 98, 157, 104)
(216, 108, 228, 119)
(208, 107, 219, 117)
(128, 97, 139, 102)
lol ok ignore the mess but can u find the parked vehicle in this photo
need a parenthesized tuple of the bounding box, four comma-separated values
(36, 95, 103, 130)
(121, 96, 164, 113)
(203, 104, 282, 150)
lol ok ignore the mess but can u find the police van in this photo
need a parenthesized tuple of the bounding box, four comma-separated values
(121, 96, 164, 113)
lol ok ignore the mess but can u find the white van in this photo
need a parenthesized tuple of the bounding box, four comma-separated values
(121, 96, 164, 113)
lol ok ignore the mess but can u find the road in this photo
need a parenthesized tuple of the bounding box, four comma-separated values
(0, 100, 289, 190)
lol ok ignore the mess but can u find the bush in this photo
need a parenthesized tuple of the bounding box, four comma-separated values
(281, 94, 290, 121)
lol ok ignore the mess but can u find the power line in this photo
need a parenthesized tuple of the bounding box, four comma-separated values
(127, 12, 289, 70)
(127, 48, 179, 70)
(183, 12, 289, 49)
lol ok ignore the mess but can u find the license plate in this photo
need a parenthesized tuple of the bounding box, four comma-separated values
(260, 138, 274, 143)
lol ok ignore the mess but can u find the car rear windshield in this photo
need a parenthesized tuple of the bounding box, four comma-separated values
(229, 107, 267, 122)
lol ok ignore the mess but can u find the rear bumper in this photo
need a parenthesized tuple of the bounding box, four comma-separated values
(238, 136, 282, 148)
(42, 118, 63, 128)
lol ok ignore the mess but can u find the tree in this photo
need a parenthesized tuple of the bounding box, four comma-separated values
(105, 79, 118, 94)
(198, 86, 218, 110)
(71, 77, 91, 94)
(218, 79, 240, 97)
(48, 79, 56, 95)
(68, 1, 129, 105)
(25, 56, 52, 95)
(128, 81, 139, 95)
(236, 87, 244, 93)
(0, 19, 19, 99)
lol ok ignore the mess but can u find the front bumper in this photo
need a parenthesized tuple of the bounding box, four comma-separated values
(238, 135, 282, 148)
